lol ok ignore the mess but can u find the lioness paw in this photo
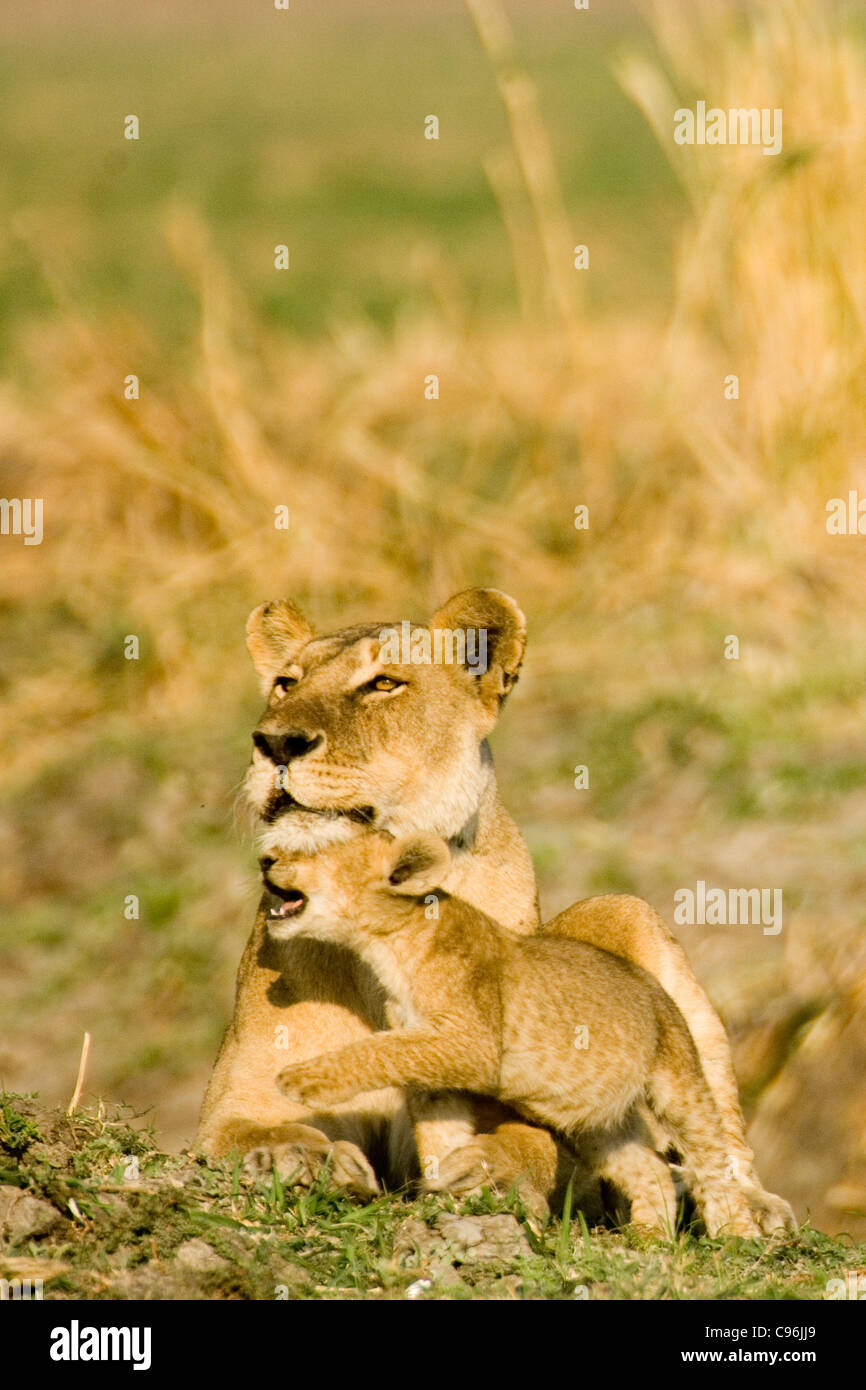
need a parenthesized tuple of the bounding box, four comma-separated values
(426, 1137, 550, 1221)
(245, 1137, 379, 1201)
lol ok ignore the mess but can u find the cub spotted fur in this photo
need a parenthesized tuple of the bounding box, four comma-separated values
(263, 833, 762, 1238)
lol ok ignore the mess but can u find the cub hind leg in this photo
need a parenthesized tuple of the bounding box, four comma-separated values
(580, 1117, 679, 1238)
(647, 997, 763, 1238)
(548, 894, 795, 1234)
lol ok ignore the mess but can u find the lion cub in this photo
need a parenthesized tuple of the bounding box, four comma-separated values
(261, 833, 761, 1238)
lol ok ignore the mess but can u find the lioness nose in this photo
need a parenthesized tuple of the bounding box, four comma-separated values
(252, 730, 323, 763)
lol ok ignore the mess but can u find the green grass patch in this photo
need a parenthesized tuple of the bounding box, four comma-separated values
(0, 1095, 862, 1301)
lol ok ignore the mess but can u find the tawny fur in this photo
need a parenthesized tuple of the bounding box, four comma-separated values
(264, 833, 762, 1238)
(196, 588, 794, 1232)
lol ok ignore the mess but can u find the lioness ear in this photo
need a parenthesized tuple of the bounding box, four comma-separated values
(386, 834, 451, 897)
(246, 599, 315, 695)
(430, 588, 527, 711)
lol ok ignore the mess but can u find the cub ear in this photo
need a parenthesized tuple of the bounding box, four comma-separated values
(385, 834, 451, 897)
(246, 599, 315, 695)
(430, 587, 527, 712)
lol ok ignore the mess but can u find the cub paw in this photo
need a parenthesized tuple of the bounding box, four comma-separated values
(740, 1181, 797, 1236)
(276, 1063, 345, 1110)
(701, 1187, 765, 1240)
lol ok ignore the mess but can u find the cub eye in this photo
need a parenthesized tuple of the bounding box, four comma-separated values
(272, 675, 298, 696)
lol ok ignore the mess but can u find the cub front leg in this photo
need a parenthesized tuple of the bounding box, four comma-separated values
(277, 1029, 491, 1110)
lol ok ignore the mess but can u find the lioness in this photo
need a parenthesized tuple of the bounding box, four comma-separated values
(262, 831, 762, 1238)
(197, 587, 793, 1231)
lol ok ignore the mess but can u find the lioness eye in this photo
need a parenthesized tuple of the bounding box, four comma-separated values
(370, 676, 403, 693)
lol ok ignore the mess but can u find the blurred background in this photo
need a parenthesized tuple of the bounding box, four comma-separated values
(1, 0, 865, 1236)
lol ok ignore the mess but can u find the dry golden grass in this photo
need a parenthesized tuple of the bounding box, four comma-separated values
(3, 1, 864, 732)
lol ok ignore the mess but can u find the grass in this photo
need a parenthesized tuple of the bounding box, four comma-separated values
(0, 4, 678, 363)
(1, 0, 866, 1271)
(0, 1094, 861, 1301)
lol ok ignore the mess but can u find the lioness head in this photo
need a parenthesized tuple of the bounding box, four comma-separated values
(244, 587, 526, 854)
(259, 832, 451, 945)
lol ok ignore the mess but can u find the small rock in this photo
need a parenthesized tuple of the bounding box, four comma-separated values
(27, 1142, 71, 1169)
(405, 1278, 433, 1299)
(433, 1212, 532, 1264)
(273, 1262, 313, 1289)
(435, 1216, 485, 1248)
(0, 1255, 69, 1282)
(394, 1212, 532, 1272)
(393, 1217, 433, 1264)
(175, 1238, 228, 1273)
(124, 1265, 210, 1301)
(0, 1186, 63, 1243)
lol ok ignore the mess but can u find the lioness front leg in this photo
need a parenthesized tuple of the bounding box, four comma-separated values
(198, 912, 404, 1198)
(547, 894, 795, 1234)
(277, 1030, 490, 1110)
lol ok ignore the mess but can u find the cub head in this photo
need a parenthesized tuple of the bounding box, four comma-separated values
(244, 587, 526, 854)
(259, 832, 452, 944)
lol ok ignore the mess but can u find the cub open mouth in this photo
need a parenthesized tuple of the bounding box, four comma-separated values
(265, 888, 308, 919)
